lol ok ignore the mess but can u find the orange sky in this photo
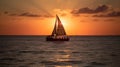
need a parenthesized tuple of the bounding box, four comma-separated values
(0, 0, 120, 35)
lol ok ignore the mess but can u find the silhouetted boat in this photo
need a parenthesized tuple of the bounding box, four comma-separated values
(46, 15, 69, 41)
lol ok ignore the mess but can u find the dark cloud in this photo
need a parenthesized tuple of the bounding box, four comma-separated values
(93, 11, 120, 17)
(71, 5, 109, 14)
(107, 11, 120, 17)
(18, 12, 41, 17)
(71, 7, 93, 14)
(95, 5, 109, 13)
(4, 11, 8, 14)
(18, 12, 53, 17)
(9, 12, 53, 18)
(71, 4, 120, 17)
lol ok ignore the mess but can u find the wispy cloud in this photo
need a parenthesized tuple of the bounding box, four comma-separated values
(4, 11, 53, 18)
(4, 11, 9, 14)
(18, 12, 41, 17)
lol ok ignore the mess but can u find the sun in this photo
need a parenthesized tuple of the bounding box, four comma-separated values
(59, 17, 74, 35)
(61, 19, 68, 27)
(60, 17, 70, 28)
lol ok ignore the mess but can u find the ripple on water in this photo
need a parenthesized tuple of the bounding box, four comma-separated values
(40, 60, 83, 65)
(0, 57, 25, 63)
(18, 50, 54, 54)
(90, 62, 106, 65)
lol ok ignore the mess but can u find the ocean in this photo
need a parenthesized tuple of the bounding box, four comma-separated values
(0, 36, 120, 67)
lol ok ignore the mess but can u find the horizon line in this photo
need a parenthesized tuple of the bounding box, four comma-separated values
(0, 35, 120, 36)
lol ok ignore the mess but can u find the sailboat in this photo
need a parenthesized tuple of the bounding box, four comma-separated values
(46, 15, 69, 41)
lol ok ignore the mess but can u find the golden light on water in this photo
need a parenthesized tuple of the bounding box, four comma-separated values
(55, 66, 72, 67)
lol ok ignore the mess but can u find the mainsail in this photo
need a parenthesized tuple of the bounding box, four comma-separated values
(52, 15, 66, 36)
(46, 15, 69, 41)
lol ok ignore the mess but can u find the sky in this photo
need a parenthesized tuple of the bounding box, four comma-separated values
(0, 0, 120, 35)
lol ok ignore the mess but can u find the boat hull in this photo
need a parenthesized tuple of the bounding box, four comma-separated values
(46, 36, 69, 41)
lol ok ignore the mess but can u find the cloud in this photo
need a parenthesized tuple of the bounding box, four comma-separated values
(9, 12, 53, 18)
(108, 11, 120, 17)
(94, 5, 109, 13)
(2, 10, 53, 18)
(4, 11, 9, 14)
(5, 12, 41, 17)
(93, 11, 120, 17)
(71, 7, 93, 14)
(71, 4, 120, 17)
(18, 12, 41, 17)
(71, 5, 110, 14)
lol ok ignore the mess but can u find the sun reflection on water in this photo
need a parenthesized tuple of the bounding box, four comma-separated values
(54, 50, 71, 61)
(55, 65, 72, 67)
(52, 49, 73, 67)
(55, 54, 70, 62)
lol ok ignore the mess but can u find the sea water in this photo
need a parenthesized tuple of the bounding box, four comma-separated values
(0, 36, 120, 67)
